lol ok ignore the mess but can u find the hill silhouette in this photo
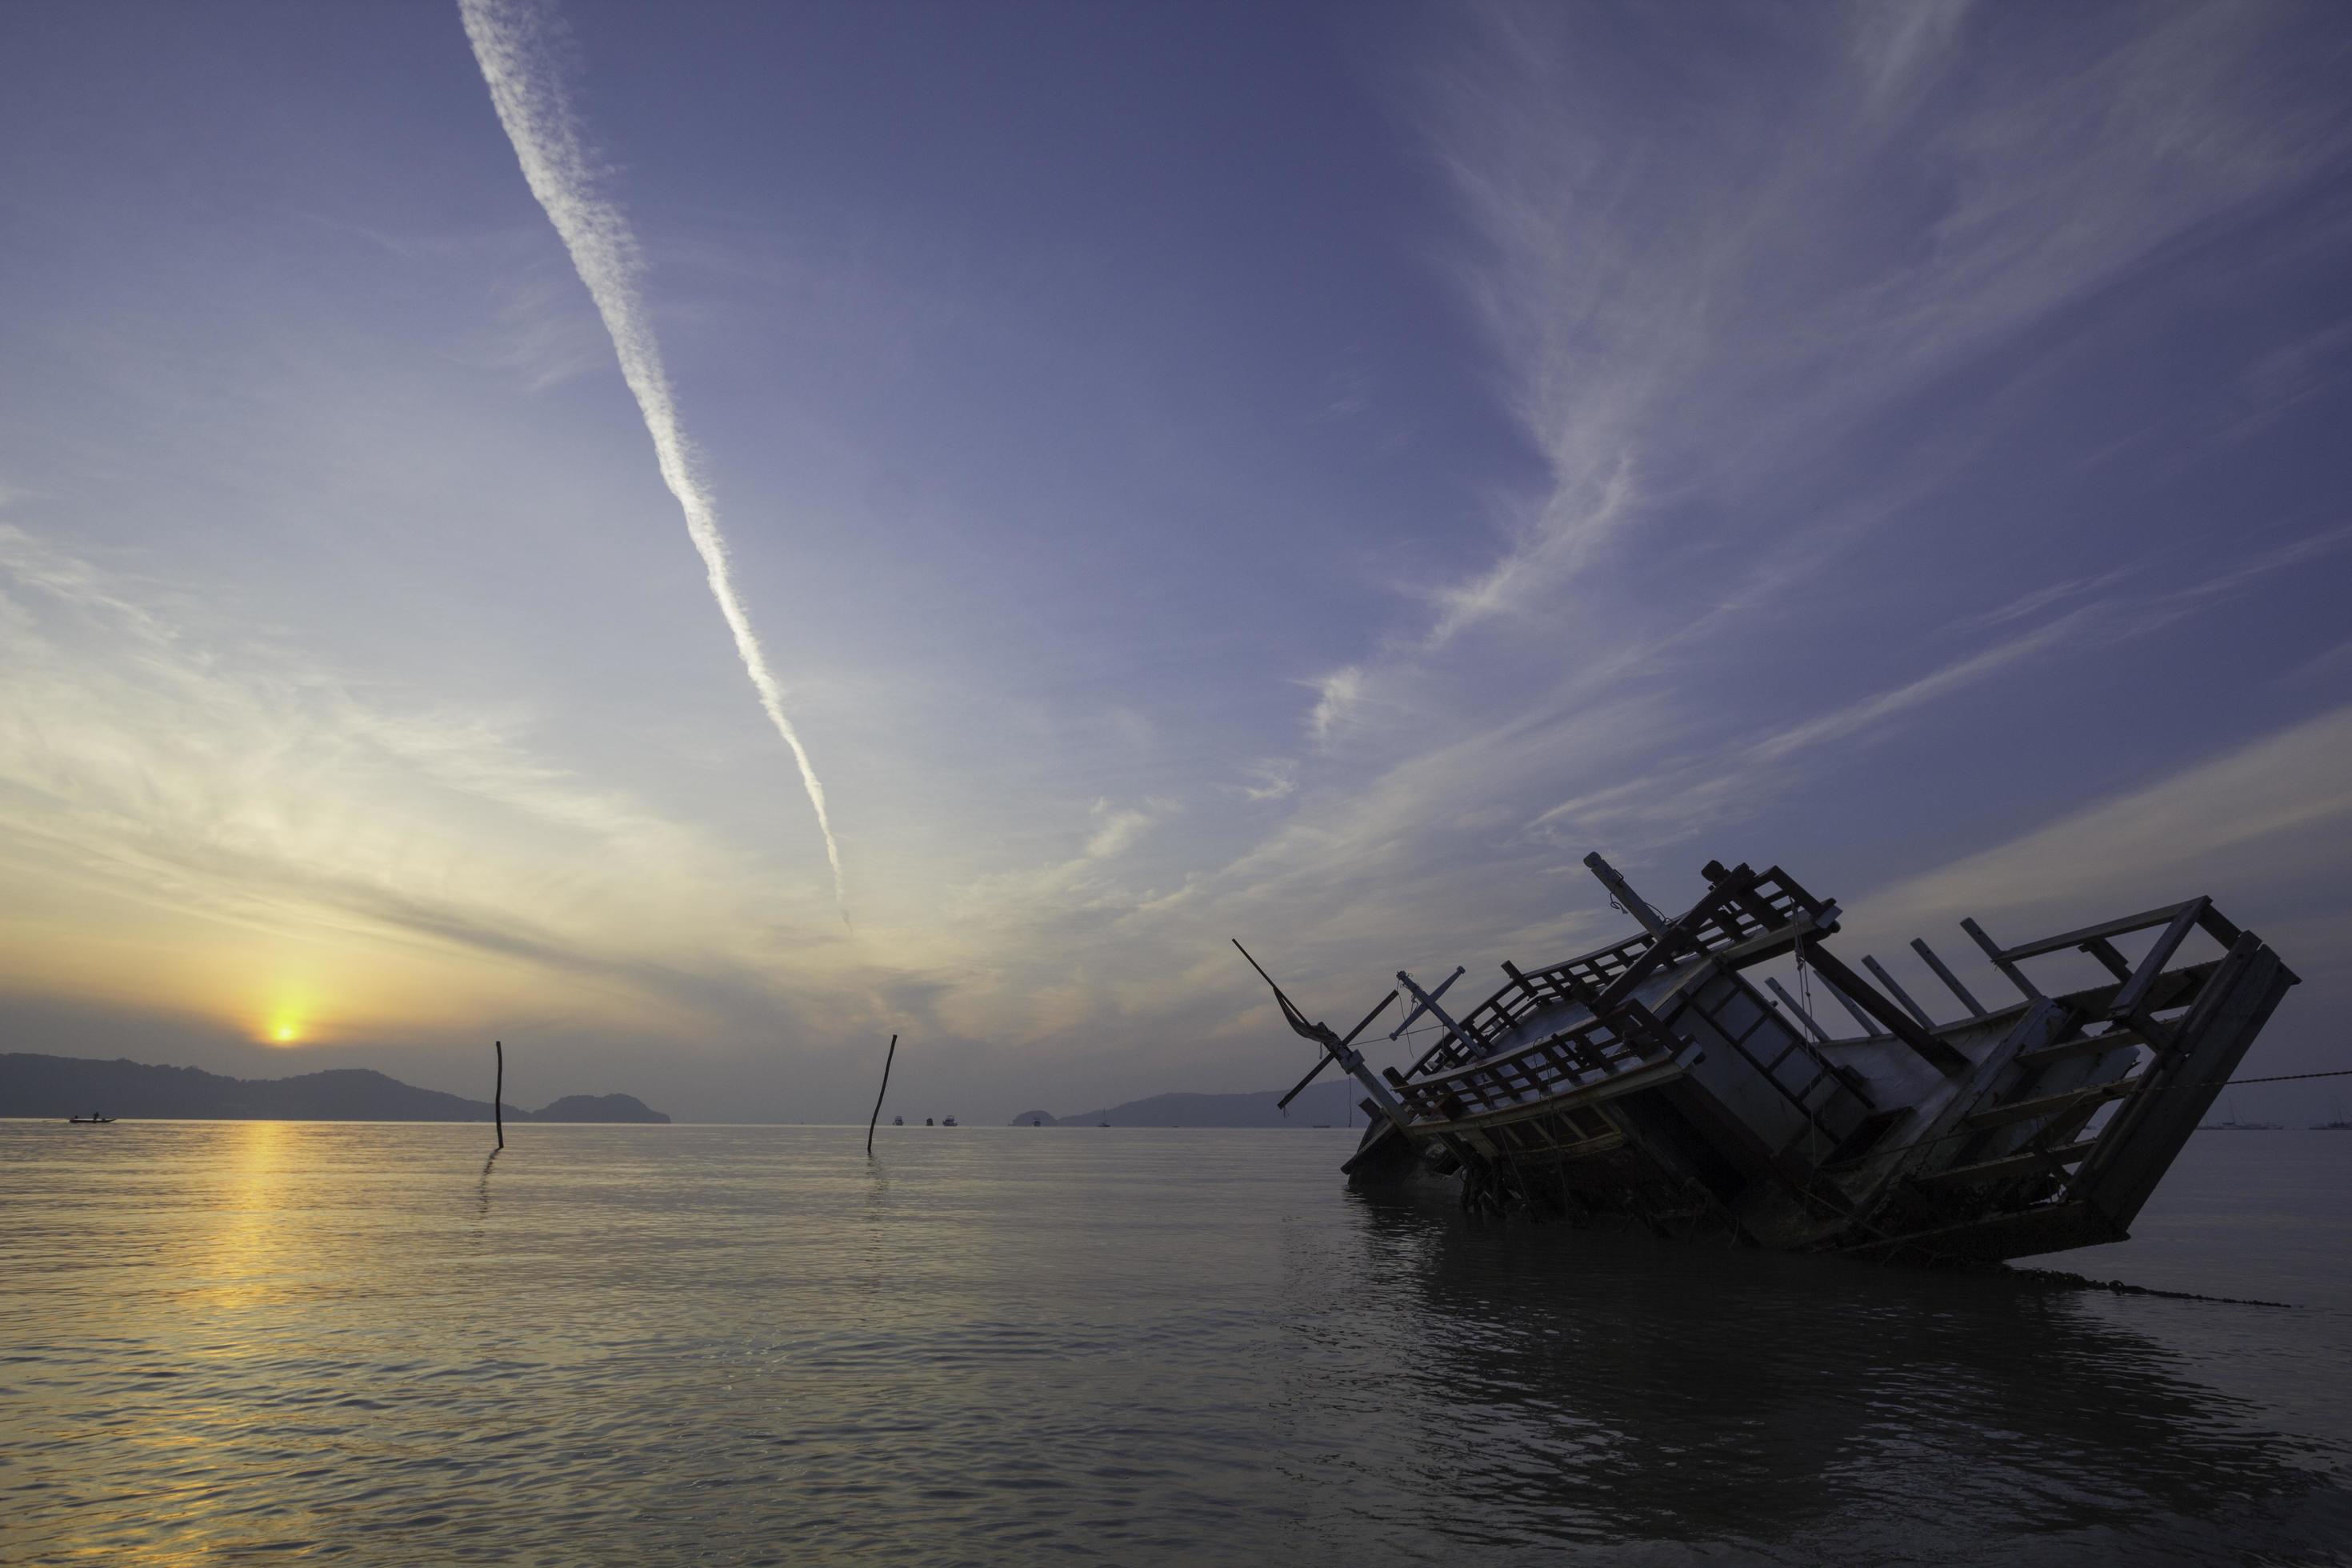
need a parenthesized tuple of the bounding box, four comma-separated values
(0, 1053, 667, 1123)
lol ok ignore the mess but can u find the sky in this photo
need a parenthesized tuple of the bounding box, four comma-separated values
(2, 0, 2349, 1125)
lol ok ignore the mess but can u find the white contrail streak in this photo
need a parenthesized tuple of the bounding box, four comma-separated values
(459, 0, 846, 911)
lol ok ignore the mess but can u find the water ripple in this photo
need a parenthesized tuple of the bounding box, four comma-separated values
(0, 1121, 2346, 1565)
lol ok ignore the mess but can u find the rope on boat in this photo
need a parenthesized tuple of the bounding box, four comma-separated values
(2220, 1068, 2352, 1085)
(1993, 1266, 2295, 1310)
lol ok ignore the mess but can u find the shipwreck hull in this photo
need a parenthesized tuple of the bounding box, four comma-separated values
(1246, 856, 2298, 1266)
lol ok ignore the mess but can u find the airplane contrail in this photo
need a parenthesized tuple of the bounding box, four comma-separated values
(459, 0, 847, 912)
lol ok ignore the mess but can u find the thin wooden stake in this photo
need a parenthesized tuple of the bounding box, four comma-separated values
(494, 1039, 504, 1150)
(866, 1034, 898, 1157)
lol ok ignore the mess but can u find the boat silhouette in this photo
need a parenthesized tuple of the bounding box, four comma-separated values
(1242, 851, 2298, 1263)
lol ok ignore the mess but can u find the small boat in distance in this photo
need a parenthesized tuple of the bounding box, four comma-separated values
(942, 1117, 958, 1126)
(892, 1115, 904, 1126)
(2202, 1097, 2284, 1130)
(67, 1113, 115, 1124)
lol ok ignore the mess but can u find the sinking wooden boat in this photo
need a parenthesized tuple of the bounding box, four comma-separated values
(1239, 854, 2298, 1265)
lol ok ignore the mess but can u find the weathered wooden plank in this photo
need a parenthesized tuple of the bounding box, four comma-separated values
(1914, 1137, 2101, 1188)
(2077, 937, 2293, 1222)
(1582, 851, 1671, 936)
(1962, 1075, 2141, 1130)
(1996, 901, 2201, 962)
(1862, 954, 1938, 1030)
(1910, 938, 1986, 1018)
(1801, 944, 1970, 1073)
(2079, 938, 2135, 982)
(1962, 916, 2043, 1002)
(2110, 898, 2209, 1021)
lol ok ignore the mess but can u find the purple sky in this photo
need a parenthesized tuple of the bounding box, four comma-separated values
(2, 0, 2349, 1123)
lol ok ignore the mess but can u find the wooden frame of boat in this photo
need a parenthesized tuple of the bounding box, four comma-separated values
(1241, 853, 2298, 1264)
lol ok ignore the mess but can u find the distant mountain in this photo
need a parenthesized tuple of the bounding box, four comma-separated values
(0, 1053, 669, 1123)
(1013, 1081, 1364, 1129)
(533, 1093, 666, 1123)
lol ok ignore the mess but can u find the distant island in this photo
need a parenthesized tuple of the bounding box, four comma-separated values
(1009, 1081, 1362, 1128)
(0, 1052, 668, 1123)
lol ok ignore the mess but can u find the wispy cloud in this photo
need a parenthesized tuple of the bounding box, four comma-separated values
(1304, 665, 1366, 746)
(1861, 701, 2352, 945)
(459, 0, 848, 910)
(1231, 758, 1298, 803)
(0, 525, 838, 1035)
(1359, 0, 2350, 685)
(1746, 614, 2084, 766)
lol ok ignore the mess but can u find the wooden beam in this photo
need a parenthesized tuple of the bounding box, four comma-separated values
(1274, 988, 1400, 1110)
(1765, 976, 1832, 1044)
(1583, 851, 1671, 934)
(1862, 954, 1938, 1031)
(1962, 917, 2043, 1002)
(1818, 974, 1885, 1037)
(865, 1034, 897, 1157)
(1910, 938, 1986, 1018)
(1396, 968, 1478, 1061)
(1389, 966, 1466, 1042)
(1915, 1137, 2101, 1188)
(1994, 902, 2201, 963)
(2080, 938, 2135, 982)
(1800, 944, 1971, 1074)
(1592, 863, 1760, 1016)
(1704, 859, 1790, 938)
(1962, 1075, 2140, 1130)
(2111, 898, 2209, 1021)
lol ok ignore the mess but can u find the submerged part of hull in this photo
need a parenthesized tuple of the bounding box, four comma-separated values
(1245, 856, 2298, 1265)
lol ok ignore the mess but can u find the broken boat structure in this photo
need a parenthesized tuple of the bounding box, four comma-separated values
(1238, 854, 2298, 1264)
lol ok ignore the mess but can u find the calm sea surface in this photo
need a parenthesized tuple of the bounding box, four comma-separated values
(1, 1121, 2346, 1566)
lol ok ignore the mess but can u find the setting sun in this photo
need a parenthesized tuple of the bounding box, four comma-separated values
(274, 1024, 298, 1043)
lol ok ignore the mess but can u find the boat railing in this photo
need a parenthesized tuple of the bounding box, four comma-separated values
(1394, 999, 1686, 1127)
(1404, 864, 1834, 1080)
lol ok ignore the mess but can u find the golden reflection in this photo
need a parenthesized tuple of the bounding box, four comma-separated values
(205, 1119, 292, 1313)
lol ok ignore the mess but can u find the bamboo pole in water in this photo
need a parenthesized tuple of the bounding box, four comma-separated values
(866, 1034, 898, 1157)
(494, 1040, 504, 1150)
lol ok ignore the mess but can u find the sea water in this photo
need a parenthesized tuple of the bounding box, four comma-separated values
(1, 1121, 2346, 1565)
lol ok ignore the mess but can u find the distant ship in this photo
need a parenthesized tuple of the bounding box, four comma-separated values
(2201, 1097, 2284, 1130)
(941, 1117, 958, 1127)
(66, 1113, 115, 1125)
(892, 1115, 903, 1126)
(1242, 852, 2297, 1265)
